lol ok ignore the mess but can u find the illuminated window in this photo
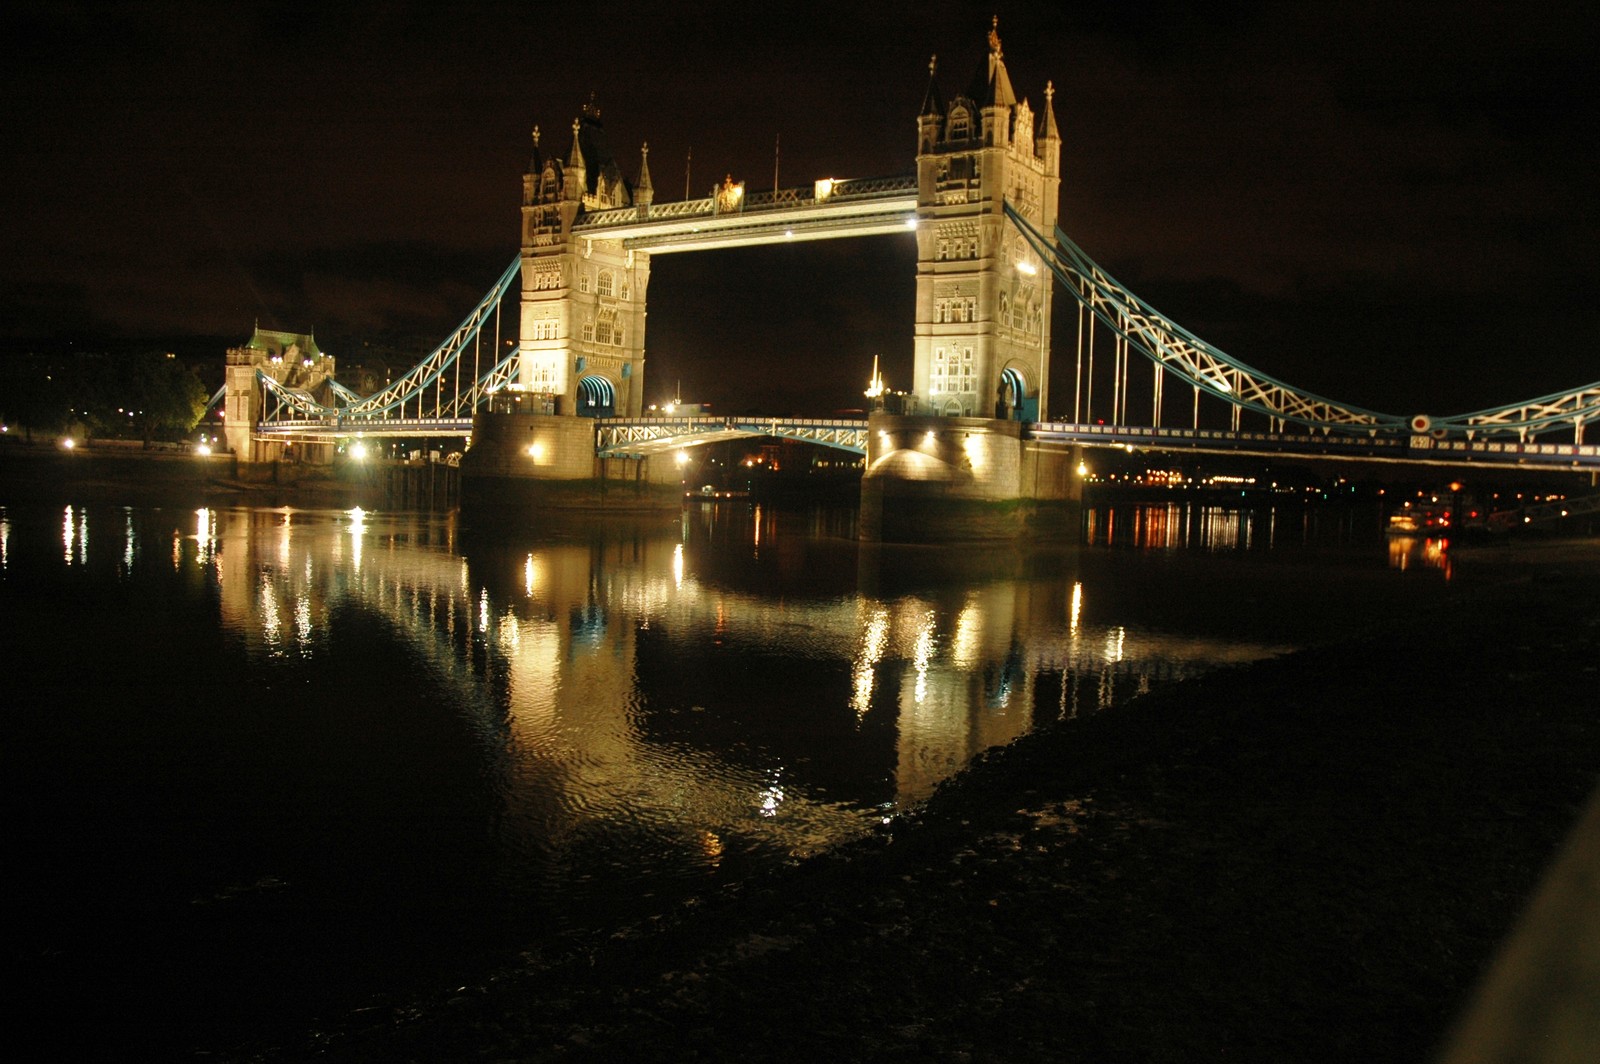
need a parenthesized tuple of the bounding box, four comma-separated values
(578, 272, 590, 293)
(597, 270, 614, 298)
(949, 107, 970, 141)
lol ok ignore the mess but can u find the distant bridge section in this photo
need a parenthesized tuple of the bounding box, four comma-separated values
(1028, 421, 1600, 471)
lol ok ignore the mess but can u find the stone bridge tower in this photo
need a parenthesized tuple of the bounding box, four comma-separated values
(912, 19, 1060, 421)
(517, 98, 651, 418)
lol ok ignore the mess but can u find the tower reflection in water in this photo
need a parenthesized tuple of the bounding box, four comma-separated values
(203, 504, 1284, 891)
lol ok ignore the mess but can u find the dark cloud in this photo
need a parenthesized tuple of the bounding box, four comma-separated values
(1, 1, 1594, 417)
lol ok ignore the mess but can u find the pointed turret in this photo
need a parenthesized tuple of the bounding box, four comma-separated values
(635, 142, 654, 209)
(918, 55, 945, 153)
(563, 117, 587, 202)
(523, 125, 547, 206)
(919, 54, 944, 117)
(1041, 81, 1060, 143)
(527, 125, 545, 174)
(966, 16, 1017, 109)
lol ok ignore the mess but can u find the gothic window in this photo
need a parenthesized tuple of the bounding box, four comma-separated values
(582, 320, 595, 343)
(949, 107, 970, 141)
(620, 279, 631, 300)
(578, 272, 590, 294)
(597, 270, 614, 298)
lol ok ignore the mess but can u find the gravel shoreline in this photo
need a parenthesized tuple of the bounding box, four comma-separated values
(239, 539, 1600, 1064)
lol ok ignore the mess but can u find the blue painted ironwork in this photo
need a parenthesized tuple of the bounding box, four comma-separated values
(1006, 203, 1600, 444)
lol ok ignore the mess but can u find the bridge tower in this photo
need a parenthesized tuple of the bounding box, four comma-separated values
(222, 325, 337, 464)
(860, 20, 1077, 541)
(912, 19, 1060, 421)
(517, 99, 651, 419)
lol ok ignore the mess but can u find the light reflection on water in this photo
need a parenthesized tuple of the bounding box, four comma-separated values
(1087, 500, 1453, 574)
(2, 498, 1461, 1044)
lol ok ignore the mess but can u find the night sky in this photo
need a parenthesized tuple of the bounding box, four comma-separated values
(2, 1, 1595, 419)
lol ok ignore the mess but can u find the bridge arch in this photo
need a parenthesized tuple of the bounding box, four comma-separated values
(576, 374, 616, 418)
(999, 366, 1031, 421)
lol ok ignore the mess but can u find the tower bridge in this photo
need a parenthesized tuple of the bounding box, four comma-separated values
(224, 18, 1600, 538)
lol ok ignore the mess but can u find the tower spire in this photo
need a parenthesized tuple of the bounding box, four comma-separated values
(635, 142, 654, 207)
(1042, 80, 1060, 142)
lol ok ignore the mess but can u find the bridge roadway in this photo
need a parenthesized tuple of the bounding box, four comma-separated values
(254, 413, 1600, 472)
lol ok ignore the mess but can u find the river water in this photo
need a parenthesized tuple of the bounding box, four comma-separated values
(2, 497, 1460, 1054)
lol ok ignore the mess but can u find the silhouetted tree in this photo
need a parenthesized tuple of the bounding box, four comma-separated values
(120, 351, 208, 447)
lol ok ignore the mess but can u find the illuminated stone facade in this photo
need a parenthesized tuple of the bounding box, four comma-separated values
(517, 99, 651, 418)
(223, 325, 336, 461)
(913, 20, 1061, 420)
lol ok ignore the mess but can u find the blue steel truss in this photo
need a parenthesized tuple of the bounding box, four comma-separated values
(256, 256, 522, 434)
(1005, 204, 1600, 443)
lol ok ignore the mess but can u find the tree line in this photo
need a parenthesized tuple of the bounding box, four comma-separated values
(0, 349, 209, 448)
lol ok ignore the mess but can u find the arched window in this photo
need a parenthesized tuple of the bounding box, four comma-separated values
(949, 107, 970, 141)
(597, 270, 614, 298)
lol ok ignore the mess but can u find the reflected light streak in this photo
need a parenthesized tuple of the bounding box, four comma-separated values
(294, 594, 313, 650)
(672, 542, 685, 588)
(279, 512, 293, 569)
(1069, 581, 1084, 633)
(950, 599, 981, 668)
(912, 609, 936, 705)
(62, 506, 74, 564)
(0, 510, 9, 571)
(497, 610, 521, 652)
(195, 508, 217, 566)
(1104, 626, 1126, 664)
(758, 769, 785, 818)
(851, 605, 890, 720)
(122, 510, 135, 572)
(478, 588, 491, 633)
(346, 507, 366, 570)
(259, 574, 283, 650)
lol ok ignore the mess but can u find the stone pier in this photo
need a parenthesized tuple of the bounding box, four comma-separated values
(859, 412, 1081, 542)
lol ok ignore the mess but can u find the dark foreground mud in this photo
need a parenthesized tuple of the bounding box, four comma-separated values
(236, 540, 1600, 1064)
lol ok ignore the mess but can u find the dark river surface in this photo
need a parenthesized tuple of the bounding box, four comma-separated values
(2, 497, 1462, 1054)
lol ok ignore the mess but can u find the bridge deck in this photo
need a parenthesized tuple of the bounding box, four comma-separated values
(250, 414, 1600, 471)
(574, 175, 918, 253)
